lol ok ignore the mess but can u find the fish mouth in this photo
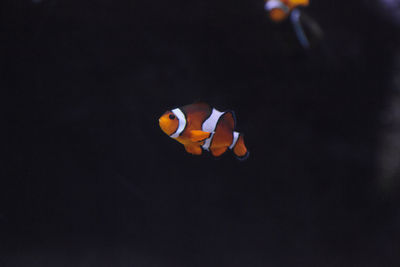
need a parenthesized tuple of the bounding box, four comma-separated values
(158, 117, 168, 131)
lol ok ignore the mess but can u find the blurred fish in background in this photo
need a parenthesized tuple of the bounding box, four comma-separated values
(366, 0, 400, 26)
(264, 0, 323, 49)
(362, 0, 400, 194)
(376, 33, 400, 194)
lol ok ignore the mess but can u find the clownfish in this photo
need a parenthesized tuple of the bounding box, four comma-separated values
(159, 102, 249, 160)
(265, 0, 309, 22)
(265, 0, 323, 49)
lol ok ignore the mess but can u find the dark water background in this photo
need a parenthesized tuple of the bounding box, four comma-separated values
(2, 0, 400, 266)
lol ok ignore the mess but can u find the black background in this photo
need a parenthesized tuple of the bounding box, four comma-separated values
(2, 0, 400, 266)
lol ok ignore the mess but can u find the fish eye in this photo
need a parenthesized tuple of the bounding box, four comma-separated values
(169, 114, 176, 120)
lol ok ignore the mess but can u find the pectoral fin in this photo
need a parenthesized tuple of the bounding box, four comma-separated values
(188, 130, 211, 142)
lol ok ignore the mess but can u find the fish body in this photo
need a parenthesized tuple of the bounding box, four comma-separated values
(265, 0, 309, 22)
(159, 103, 249, 160)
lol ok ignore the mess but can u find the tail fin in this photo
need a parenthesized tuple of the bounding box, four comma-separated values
(232, 134, 249, 161)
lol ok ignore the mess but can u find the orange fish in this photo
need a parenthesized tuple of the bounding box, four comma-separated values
(159, 102, 249, 160)
(265, 0, 309, 22)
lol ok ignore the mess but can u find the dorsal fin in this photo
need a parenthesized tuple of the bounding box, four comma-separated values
(181, 102, 211, 114)
(192, 100, 210, 108)
(193, 99, 204, 104)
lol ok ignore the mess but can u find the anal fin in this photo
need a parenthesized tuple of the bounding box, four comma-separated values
(210, 147, 228, 157)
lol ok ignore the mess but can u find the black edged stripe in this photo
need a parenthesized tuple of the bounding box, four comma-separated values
(232, 132, 242, 150)
(200, 104, 213, 126)
(178, 108, 188, 137)
(209, 111, 226, 150)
